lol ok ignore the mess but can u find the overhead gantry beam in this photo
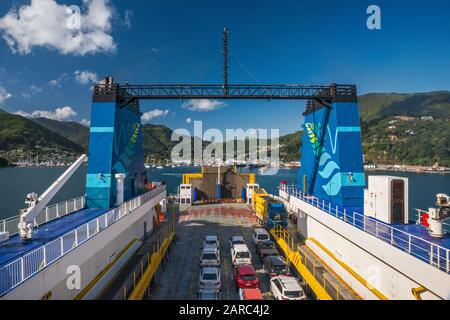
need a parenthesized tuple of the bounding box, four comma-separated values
(93, 83, 357, 103)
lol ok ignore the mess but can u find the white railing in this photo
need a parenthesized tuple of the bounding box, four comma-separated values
(279, 184, 450, 274)
(414, 208, 450, 233)
(0, 197, 85, 237)
(0, 184, 165, 297)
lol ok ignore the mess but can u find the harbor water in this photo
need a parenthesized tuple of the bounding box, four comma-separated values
(0, 166, 448, 222)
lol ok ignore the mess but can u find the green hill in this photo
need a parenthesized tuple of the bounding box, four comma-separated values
(0, 156, 9, 167)
(32, 117, 90, 150)
(0, 112, 83, 157)
(279, 130, 302, 162)
(359, 91, 450, 167)
(359, 91, 450, 122)
(1, 91, 448, 167)
(142, 124, 179, 161)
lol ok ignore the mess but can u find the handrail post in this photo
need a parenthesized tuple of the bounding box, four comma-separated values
(446, 250, 449, 274)
(42, 246, 46, 268)
(20, 257, 24, 282)
(408, 234, 412, 254)
(437, 246, 440, 270)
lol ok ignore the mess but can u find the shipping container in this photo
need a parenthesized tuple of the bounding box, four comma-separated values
(251, 190, 288, 230)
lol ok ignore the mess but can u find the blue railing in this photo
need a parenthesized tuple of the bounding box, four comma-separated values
(0, 185, 166, 297)
(1, 196, 85, 237)
(279, 185, 450, 274)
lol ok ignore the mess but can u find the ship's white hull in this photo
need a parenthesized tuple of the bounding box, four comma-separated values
(2, 190, 166, 300)
(279, 189, 449, 300)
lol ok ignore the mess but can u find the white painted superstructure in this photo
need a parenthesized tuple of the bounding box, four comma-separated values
(279, 184, 450, 300)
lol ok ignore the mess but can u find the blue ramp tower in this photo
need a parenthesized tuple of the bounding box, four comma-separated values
(85, 77, 147, 209)
(298, 86, 365, 208)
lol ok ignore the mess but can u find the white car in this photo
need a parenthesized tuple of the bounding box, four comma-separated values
(229, 236, 246, 249)
(199, 267, 222, 291)
(231, 244, 252, 266)
(200, 247, 220, 267)
(270, 276, 306, 300)
(203, 235, 220, 253)
(252, 228, 270, 245)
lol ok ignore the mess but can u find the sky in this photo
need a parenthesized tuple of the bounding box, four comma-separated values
(0, 0, 449, 136)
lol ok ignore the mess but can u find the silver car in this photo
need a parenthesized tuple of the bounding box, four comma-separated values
(199, 267, 222, 291)
(203, 235, 220, 253)
(200, 247, 220, 267)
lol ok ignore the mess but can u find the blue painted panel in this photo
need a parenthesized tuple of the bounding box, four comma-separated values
(299, 102, 365, 207)
(90, 102, 116, 127)
(85, 101, 147, 209)
(90, 127, 114, 133)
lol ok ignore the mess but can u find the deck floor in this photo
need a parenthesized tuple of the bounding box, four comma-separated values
(147, 204, 273, 300)
(0, 207, 108, 267)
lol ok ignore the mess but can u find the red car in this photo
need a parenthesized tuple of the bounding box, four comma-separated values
(233, 264, 259, 290)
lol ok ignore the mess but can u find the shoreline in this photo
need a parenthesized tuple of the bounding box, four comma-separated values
(365, 164, 450, 174)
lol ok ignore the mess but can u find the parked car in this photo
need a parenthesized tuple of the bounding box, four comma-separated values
(270, 276, 306, 300)
(231, 244, 252, 266)
(198, 289, 220, 300)
(199, 267, 222, 291)
(200, 247, 220, 267)
(203, 235, 220, 252)
(233, 264, 259, 290)
(252, 228, 270, 245)
(263, 255, 290, 277)
(239, 288, 264, 300)
(255, 240, 279, 260)
(229, 236, 246, 249)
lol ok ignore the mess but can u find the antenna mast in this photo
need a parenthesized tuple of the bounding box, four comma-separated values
(223, 27, 229, 95)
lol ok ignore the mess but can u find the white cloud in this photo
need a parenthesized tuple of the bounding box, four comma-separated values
(0, 86, 12, 104)
(74, 70, 99, 85)
(80, 118, 91, 126)
(15, 106, 77, 121)
(0, 0, 116, 56)
(141, 109, 169, 122)
(30, 84, 42, 93)
(149, 45, 168, 55)
(186, 117, 192, 124)
(49, 73, 70, 88)
(21, 92, 32, 99)
(122, 10, 133, 29)
(182, 99, 225, 112)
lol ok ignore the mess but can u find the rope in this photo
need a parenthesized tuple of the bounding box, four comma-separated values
(230, 52, 263, 85)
